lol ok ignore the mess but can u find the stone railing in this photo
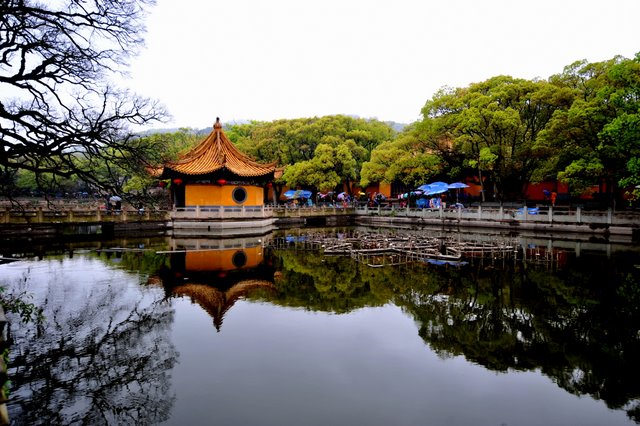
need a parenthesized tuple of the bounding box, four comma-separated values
(2, 204, 638, 230)
(272, 205, 356, 217)
(354, 204, 640, 227)
(1, 207, 169, 224)
(172, 205, 274, 220)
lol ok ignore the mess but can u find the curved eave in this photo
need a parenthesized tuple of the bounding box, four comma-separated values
(161, 120, 277, 177)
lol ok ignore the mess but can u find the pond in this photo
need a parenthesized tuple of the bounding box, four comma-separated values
(1, 228, 639, 425)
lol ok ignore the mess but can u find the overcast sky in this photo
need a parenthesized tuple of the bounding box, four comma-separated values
(127, 0, 640, 129)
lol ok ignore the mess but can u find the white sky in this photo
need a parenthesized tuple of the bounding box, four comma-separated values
(127, 0, 640, 129)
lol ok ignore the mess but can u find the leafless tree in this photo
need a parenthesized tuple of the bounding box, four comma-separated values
(0, 0, 169, 197)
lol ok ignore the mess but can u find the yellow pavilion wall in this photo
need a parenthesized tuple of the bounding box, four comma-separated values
(184, 184, 264, 206)
(185, 246, 263, 271)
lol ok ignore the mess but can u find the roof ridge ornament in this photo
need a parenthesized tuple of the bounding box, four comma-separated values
(214, 117, 222, 130)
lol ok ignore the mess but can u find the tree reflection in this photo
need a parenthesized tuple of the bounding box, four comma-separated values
(264, 246, 640, 423)
(6, 263, 177, 425)
(266, 249, 390, 312)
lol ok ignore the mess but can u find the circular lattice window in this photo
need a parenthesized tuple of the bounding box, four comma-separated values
(232, 250, 247, 268)
(232, 186, 247, 204)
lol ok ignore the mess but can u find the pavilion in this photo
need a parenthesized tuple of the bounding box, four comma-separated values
(154, 117, 278, 235)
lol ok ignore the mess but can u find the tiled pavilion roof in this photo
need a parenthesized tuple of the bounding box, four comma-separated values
(171, 280, 276, 331)
(158, 117, 277, 178)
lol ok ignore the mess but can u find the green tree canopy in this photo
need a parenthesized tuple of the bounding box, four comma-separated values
(537, 54, 640, 204)
(419, 76, 573, 200)
(360, 128, 442, 188)
(231, 115, 394, 193)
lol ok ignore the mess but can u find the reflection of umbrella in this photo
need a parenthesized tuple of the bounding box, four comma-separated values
(283, 190, 296, 198)
(109, 195, 122, 202)
(337, 192, 347, 200)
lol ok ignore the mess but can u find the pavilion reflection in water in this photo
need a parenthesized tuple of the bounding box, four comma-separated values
(158, 236, 276, 331)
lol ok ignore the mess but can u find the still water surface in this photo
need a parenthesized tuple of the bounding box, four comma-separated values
(1, 229, 639, 425)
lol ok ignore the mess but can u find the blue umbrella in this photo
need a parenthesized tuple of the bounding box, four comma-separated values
(424, 186, 447, 196)
(448, 182, 469, 189)
(429, 181, 449, 188)
(418, 181, 449, 192)
(447, 182, 469, 203)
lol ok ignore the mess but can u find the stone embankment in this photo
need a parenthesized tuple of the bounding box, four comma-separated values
(0, 201, 638, 241)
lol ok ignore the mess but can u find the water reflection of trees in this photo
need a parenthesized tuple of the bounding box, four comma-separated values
(6, 265, 177, 425)
(265, 248, 640, 423)
(268, 249, 389, 312)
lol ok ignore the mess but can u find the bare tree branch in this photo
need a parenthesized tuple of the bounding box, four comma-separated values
(0, 0, 169, 197)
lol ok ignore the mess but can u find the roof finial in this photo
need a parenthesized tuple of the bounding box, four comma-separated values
(214, 117, 222, 130)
